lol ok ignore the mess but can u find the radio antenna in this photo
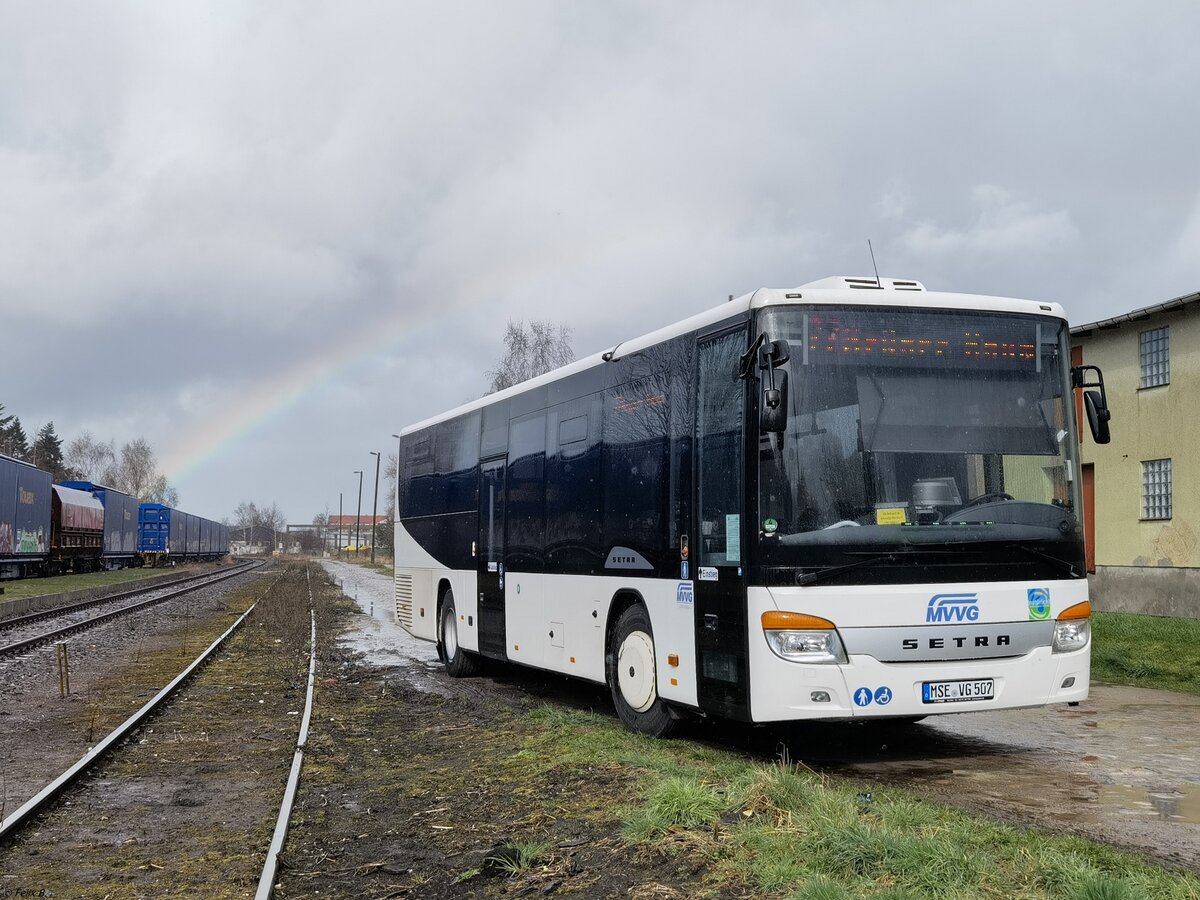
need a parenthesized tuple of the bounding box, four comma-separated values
(868, 239, 881, 288)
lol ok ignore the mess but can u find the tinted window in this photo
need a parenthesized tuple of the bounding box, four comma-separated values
(546, 395, 603, 572)
(603, 375, 670, 569)
(507, 413, 546, 570)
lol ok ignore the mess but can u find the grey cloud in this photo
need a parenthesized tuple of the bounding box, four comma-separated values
(2, 1, 1199, 519)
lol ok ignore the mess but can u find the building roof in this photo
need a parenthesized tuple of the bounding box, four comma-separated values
(1071, 289, 1200, 336)
(328, 515, 388, 526)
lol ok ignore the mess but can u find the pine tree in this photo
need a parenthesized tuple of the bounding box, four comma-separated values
(31, 422, 68, 480)
(0, 416, 30, 460)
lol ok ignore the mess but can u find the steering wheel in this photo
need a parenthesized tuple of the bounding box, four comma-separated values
(961, 492, 1014, 509)
(823, 520, 861, 529)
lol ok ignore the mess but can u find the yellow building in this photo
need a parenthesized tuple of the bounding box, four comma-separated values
(1072, 289, 1200, 616)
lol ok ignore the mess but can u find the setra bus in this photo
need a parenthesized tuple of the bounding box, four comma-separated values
(394, 276, 1112, 735)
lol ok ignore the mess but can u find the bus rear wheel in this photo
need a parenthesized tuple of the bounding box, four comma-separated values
(440, 589, 482, 678)
(607, 604, 676, 737)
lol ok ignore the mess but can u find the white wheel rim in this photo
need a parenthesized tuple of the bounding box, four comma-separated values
(443, 610, 458, 658)
(617, 629, 657, 713)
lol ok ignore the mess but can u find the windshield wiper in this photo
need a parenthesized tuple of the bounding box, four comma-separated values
(797, 554, 896, 586)
(1006, 543, 1079, 577)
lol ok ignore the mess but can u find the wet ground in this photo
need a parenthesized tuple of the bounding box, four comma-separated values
(318, 560, 447, 693)
(325, 562, 1200, 873)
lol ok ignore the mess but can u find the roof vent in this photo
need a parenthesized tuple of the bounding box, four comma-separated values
(798, 276, 926, 292)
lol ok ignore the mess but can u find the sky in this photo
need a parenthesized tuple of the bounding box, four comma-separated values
(2, 2, 1199, 523)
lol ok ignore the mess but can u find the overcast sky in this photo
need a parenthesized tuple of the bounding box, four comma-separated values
(3, 2, 1198, 523)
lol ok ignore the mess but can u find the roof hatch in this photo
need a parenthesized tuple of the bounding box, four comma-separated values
(798, 276, 925, 292)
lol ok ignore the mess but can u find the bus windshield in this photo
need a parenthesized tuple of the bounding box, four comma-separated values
(756, 305, 1085, 583)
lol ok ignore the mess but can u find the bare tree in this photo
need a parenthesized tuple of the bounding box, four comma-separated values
(232, 500, 285, 549)
(373, 452, 398, 552)
(64, 432, 118, 483)
(485, 320, 574, 395)
(104, 438, 179, 504)
(143, 474, 179, 507)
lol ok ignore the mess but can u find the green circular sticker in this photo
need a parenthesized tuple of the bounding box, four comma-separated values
(763, 518, 778, 534)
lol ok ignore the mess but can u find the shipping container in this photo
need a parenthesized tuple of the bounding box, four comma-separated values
(0, 454, 52, 578)
(61, 481, 141, 567)
(138, 503, 171, 556)
(50, 485, 104, 573)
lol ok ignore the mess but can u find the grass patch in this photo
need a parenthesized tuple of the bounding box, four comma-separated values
(1091, 611, 1200, 695)
(516, 705, 1200, 900)
(0, 565, 198, 603)
(623, 775, 725, 840)
(485, 839, 550, 876)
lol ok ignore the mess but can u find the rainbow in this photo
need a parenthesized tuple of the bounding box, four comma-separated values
(159, 251, 601, 499)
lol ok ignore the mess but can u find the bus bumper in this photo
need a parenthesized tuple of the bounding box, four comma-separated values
(747, 642, 1090, 722)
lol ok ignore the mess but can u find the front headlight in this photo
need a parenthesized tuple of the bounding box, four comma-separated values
(1053, 601, 1092, 653)
(762, 611, 848, 664)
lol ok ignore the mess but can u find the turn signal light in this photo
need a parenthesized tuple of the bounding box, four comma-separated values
(1057, 601, 1092, 620)
(762, 611, 836, 630)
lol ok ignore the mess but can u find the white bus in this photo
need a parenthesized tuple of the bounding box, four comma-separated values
(394, 276, 1111, 735)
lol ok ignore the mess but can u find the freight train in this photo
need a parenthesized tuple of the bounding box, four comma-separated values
(0, 453, 229, 580)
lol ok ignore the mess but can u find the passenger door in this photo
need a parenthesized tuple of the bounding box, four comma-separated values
(477, 457, 507, 660)
(693, 328, 751, 720)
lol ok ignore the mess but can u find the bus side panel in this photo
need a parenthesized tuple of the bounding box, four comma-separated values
(393, 518, 477, 644)
(500, 572, 698, 707)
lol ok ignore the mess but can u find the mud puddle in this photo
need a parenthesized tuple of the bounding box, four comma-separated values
(318, 560, 447, 695)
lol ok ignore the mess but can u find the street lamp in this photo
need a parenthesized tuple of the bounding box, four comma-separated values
(338, 491, 343, 559)
(369, 450, 381, 565)
(353, 470, 363, 558)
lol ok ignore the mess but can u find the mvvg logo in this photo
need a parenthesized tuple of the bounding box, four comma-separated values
(926, 593, 981, 623)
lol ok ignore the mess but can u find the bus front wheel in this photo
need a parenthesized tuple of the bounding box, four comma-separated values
(607, 604, 676, 737)
(440, 589, 482, 678)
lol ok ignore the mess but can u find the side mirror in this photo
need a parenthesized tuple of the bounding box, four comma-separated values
(1083, 390, 1111, 444)
(1072, 364, 1113, 445)
(761, 371, 788, 433)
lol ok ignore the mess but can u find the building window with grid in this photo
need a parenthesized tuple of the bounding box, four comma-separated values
(1139, 326, 1170, 387)
(1142, 458, 1172, 520)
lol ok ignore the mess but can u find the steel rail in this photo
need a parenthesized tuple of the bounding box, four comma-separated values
(0, 561, 267, 660)
(0, 600, 260, 842)
(0, 560, 259, 632)
(256, 563, 319, 899)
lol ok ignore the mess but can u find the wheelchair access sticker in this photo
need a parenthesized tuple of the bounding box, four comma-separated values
(854, 686, 894, 707)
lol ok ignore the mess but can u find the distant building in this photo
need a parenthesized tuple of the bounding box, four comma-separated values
(328, 514, 388, 550)
(1072, 289, 1200, 616)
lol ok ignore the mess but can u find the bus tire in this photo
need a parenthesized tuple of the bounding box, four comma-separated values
(440, 590, 481, 678)
(607, 604, 676, 737)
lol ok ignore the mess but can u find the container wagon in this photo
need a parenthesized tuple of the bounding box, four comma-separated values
(61, 481, 141, 570)
(49, 485, 104, 574)
(0, 454, 52, 580)
(138, 504, 229, 564)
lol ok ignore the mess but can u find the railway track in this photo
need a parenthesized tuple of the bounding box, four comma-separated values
(0, 560, 267, 660)
(0, 560, 260, 631)
(0, 562, 322, 898)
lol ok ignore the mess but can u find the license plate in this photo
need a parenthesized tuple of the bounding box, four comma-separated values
(922, 678, 994, 704)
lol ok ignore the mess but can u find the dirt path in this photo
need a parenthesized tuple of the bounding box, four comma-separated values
(312, 562, 1200, 875)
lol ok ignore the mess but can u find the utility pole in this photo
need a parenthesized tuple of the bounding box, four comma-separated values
(369, 450, 381, 565)
(338, 492, 343, 559)
(354, 470, 363, 558)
